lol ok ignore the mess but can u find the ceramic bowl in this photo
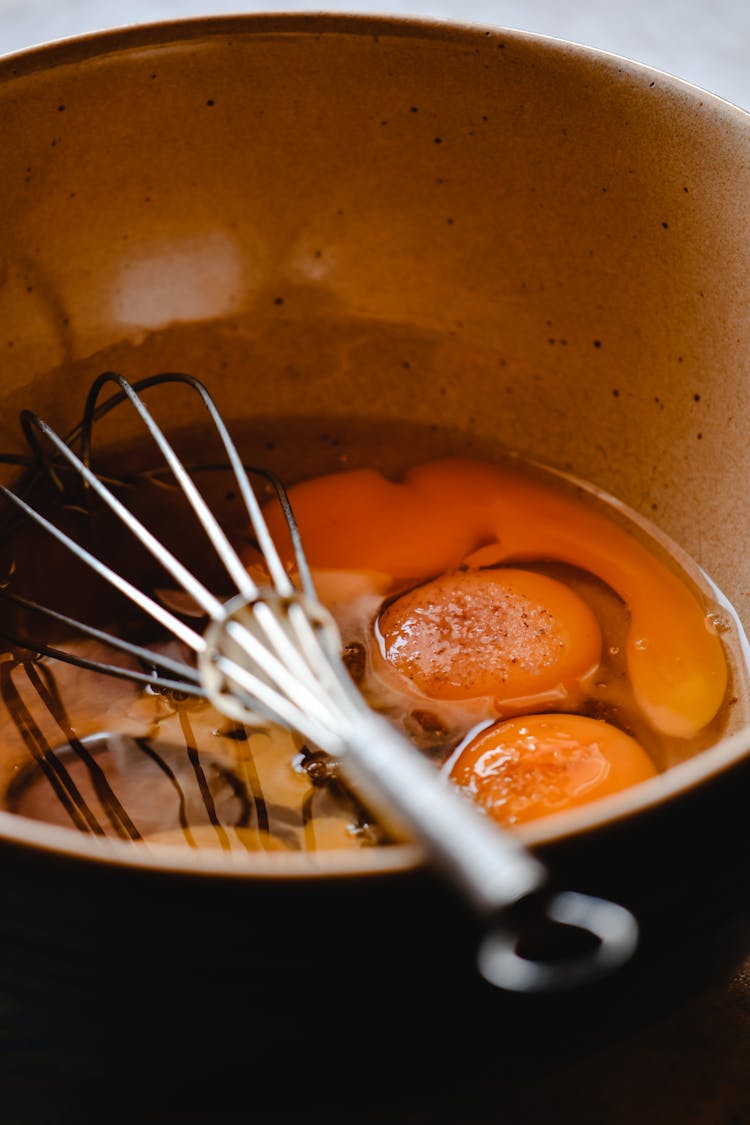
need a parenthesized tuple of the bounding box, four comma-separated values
(0, 13, 748, 1078)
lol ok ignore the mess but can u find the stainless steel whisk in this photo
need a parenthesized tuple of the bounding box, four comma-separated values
(0, 371, 639, 993)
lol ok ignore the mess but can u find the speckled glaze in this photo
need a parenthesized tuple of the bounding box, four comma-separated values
(0, 14, 748, 1067)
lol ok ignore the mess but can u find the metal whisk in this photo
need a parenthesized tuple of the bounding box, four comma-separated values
(0, 371, 639, 993)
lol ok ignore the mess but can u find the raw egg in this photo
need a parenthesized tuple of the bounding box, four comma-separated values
(449, 713, 658, 826)
(264, 457, 728, 739)
(251, 453, 735, 832)
(376, 567, 602, 710)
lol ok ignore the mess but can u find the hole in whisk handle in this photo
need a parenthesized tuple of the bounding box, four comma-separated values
(478, 889, 639, 993)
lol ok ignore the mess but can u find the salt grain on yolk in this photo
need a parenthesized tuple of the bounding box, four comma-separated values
(449, 713, 658, 826)
(377, 568, 602, 705)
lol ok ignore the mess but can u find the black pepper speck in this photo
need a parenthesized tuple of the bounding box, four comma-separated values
(218, 724, 248, 742)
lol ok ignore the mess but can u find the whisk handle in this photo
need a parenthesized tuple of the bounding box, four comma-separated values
(341, 711, 639, 992)
(342, 710, 546, 912)
(199, 592, 638, 992)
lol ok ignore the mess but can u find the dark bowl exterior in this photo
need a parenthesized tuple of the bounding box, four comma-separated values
(0, 752, 747, 1089)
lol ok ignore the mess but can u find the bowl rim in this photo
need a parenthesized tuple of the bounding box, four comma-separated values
(1, 7, 749, 122)
(1, 9, 749, 881)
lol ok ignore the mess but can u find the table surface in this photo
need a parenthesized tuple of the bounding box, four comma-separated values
(1, 3, 749, 1121)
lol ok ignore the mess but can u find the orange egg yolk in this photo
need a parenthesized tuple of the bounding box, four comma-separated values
(377, 568, 602, 708)
(262, 457, 728, 738)
(449, 713, 658, 826)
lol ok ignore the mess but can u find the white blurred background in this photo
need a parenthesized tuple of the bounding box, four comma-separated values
(1, 0, 749, 111)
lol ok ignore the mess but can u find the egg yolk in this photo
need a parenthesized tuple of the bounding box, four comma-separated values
(449, 713, 658, 826)
(377, 568, 602, 708)
(262, 457, 728, 738)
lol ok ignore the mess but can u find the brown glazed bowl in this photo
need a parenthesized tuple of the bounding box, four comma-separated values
(0, 13, 749, 1095)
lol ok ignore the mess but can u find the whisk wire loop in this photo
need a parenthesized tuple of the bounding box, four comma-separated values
(0, 588, 204, 693)
(0, 480, 206, 653)
(19, 411, 229, 623)
(82, 372, 295, 599)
